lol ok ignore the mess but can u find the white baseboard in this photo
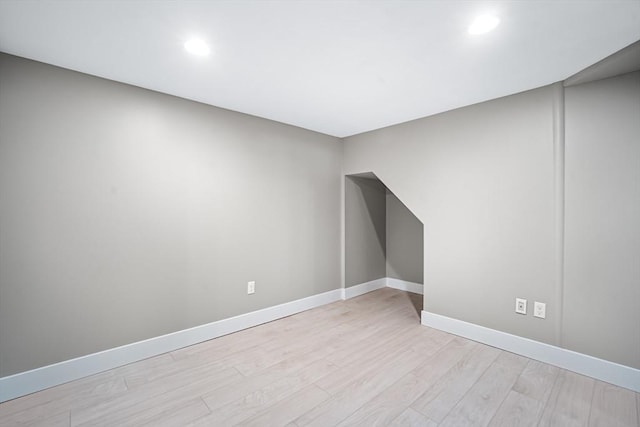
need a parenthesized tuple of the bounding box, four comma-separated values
(343, 277, 387, 299)
(421, 310, 640, 393)
(0, 288, 343, 403)
(342, 277, 423, 300)
(19, 281, 633, 403)
(386, 278, 424, 295)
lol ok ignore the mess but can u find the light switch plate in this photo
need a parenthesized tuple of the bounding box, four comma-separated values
(515, 298, 527, 315)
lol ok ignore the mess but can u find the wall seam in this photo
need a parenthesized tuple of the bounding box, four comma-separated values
(340, 138, 346, 291)
(553, 81, 566, 347)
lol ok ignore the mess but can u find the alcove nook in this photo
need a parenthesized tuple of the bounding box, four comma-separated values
(345, 172, 424, 317)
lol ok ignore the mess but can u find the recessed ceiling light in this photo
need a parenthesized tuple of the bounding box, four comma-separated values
(184, 38, 210, 56)
(468, 15, 500, 35)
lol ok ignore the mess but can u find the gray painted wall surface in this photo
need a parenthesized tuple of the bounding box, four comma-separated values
(345, 85, 558, 346)
(564, 71, 640, 369)
(2, 50, 637, 378)
(344, 77, 640, 369)
(344, 176, 386, 287)
(0, 53, 342, 376)
(386, 193, 423, 284)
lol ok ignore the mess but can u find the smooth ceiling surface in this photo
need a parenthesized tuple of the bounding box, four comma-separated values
(0, 1, 639, 137)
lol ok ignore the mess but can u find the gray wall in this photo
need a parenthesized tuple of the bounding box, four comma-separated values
(344, 176, 386, 287)
(0, 53, 342, 376)
(563, 71, 640, 369)
(344, 76, 640, 369)
(386, 193, 423, 284)
(345, 84, 560, 347)
(2, 50, 637, 378)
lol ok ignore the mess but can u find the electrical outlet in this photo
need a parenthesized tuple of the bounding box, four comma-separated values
(534, 301, 546, 319)
(515, 298, 527, 315)
(247, 281, 255, 295)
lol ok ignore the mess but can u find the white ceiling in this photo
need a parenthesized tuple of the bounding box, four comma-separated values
(1, 1, 639, 137)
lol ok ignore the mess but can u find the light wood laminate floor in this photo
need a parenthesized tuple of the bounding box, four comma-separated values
(1, 288, 638, 426)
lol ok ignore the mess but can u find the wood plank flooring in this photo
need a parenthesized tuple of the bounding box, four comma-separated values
(1, 288, 638, 426)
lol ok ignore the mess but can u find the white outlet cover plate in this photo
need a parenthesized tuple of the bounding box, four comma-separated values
(248, 281, 255, 295)
(534, 301, 546, 319)
(515, 298, 527, 315)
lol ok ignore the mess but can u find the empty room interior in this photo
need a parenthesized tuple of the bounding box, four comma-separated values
(0, 1, 639, 426)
